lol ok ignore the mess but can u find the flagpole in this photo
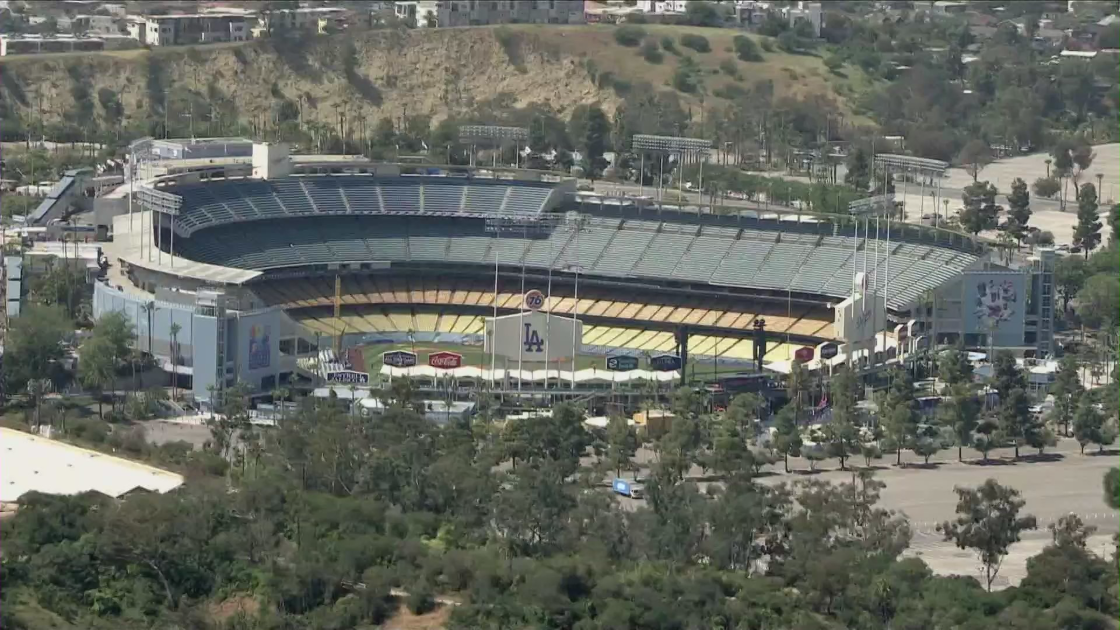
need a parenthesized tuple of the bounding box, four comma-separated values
(491, 246, 499, 393)
(544, 232, 553, 391)
(874, 214, 881, 368)
(517, 226, 526, 393)
(884, 212, 891, 363)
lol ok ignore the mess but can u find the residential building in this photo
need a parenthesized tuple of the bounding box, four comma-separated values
(785, 1, 822, 37)
(70, 13, 124, 35)
(125, 12, 250, 46)
(260, 6, 348, 35)
(395, 0, 586, 28)
(0, 34, 104, 56)
(635, 0, 687, 13)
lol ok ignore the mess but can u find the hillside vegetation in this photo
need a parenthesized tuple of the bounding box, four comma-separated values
(0, 24, 870, 134)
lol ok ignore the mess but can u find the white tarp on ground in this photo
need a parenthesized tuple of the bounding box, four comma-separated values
(0, 427, 184, 503)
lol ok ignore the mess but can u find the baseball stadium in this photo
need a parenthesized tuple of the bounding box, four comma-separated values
(84, 138, 1051, 406)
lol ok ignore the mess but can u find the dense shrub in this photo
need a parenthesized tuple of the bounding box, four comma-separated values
(679, 34, 711, 53)
(614, 25, 646, 47)
(641, 39, 664, 64)
(733, 35, 763, 62)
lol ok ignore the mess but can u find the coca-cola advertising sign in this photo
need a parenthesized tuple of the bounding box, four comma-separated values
(428, 351, 463, 369)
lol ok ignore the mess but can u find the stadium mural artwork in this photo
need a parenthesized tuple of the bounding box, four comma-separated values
(326, 370, 370, 385)
(961, 272, 1027, 348)
(382, 350, 418, 368)
(248, 324, 271, 370)
(428, 351, 463, 369)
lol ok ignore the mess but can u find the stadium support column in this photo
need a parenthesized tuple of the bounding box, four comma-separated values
(170, 221, 174, 268)
(333, 274, 342, 357)
(638, 152, 645, 197)
(676, 326, 689, 386)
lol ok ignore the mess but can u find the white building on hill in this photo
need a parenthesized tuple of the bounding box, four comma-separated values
(395, 0, 586, 27)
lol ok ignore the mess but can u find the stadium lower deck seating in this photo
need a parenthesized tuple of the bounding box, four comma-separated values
(252, 276, 834, 340)
(178, 214, 982, 310)
(291, 306, 802, 364)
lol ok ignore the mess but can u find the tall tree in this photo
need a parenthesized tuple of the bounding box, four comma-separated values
(937, 340, 974, 387)
(991, 350, 1026, 403)
(960, 181, 1000, 235)
(844, 145, 870, 191)
(1104, 468, 1119, 510)
(997, 387, 1037, 459)
(1054, 255, 1088, 313)
(1072, 398, 1104, 454)
(957, 139, 992, 182)
(1076, 272, 1120, 331)
(772, 405, 802, 473)
(1049, 354, 1083, 437)
(604, 415, 638, 479)
(2, 304, 70, 395)
(823, 367, 861, 470)
(78, 336, 116, 420)
(786, 361, 808, 423)
(879, 367, 918, 465)
(938, 479, 1038, 591)
(1073, 183, 1102, 259)
(938, 383, 980, 462)
(1005, 177, 1031, 249)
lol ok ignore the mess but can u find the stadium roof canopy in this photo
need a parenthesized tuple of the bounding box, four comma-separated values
(0, 428, 184, 503)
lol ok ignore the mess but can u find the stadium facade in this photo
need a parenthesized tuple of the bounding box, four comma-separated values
(89, 140, 1055, 403)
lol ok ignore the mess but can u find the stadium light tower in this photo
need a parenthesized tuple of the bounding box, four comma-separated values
(631, 134, 712, 207)
(459, 125, 529, 169)
(873, 154, 948, 225)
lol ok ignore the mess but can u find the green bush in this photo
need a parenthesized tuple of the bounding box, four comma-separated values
(406, 583, 436, 615)
(613, 24, 646, 47)
(679, 34, 711, 53)
(641, 39, 664, 64)
(661, 35, 677, 54)
(719, 58, 740, 78)
(760, 38, 775, 52)
(733, 35, 763, 62)
(672, 58, 701, 93)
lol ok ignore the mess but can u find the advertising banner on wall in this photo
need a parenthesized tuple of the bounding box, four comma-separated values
(484, 312, 582, 362)
(248, 324, 272, 370)
(327, 370, 370, 385)
(961, 272, 1026, 348)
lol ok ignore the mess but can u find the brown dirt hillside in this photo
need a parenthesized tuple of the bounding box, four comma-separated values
(0, 24, 872, 131)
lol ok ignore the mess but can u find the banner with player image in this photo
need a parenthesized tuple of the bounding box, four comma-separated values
(961, 272, 1026, 348)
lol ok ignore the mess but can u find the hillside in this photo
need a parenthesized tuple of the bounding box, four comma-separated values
(0, 24, 873, 134)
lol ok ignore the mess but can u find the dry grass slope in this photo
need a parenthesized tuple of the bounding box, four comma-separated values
(0, 24, 873, 131)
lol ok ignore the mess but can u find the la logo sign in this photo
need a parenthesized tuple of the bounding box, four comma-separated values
(523, 323, 544, 353)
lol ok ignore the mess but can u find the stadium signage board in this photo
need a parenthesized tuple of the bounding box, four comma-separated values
(847, 194, 895, 215)
(382, 350, 418, 368)
(605, 355, 639, 371)
(794, 347, 815, 363)
(428, 351, 463, 369)
(819, 343, 839, 360)
(523, 290, 545, 312)
(649, 354, 682, 371)
(326, 370, 370, 385)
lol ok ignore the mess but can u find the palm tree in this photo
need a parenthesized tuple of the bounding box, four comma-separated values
(169, 322, 181, 401)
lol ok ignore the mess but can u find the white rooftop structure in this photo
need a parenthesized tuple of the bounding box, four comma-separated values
(0, 428, 184, 503)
